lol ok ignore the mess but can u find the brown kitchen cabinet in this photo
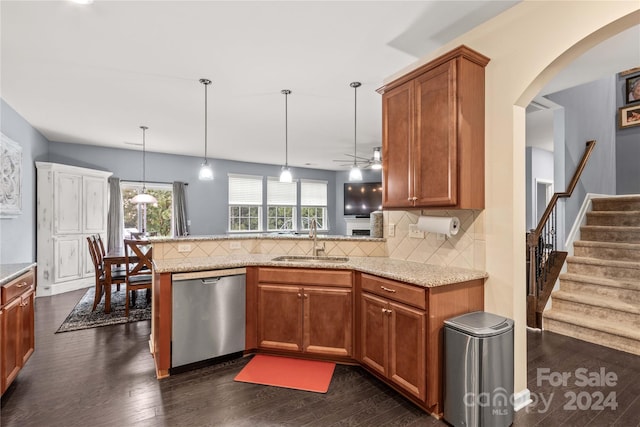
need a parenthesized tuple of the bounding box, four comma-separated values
(255, 268, 353, 357)
(1, 268, 36, 395)
(379, 45, 489, 209)
(357, 272, 483, 415)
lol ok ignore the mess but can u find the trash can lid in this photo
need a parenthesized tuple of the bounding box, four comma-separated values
(444, 311, 514, 337)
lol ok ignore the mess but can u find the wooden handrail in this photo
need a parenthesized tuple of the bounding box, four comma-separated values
(530, 140, 596, 241)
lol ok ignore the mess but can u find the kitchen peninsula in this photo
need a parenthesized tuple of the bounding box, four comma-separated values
(150, 234, 487, 416)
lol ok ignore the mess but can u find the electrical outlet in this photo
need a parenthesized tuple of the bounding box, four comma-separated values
(408, 224, 424, 239)
(388, 223, 395, 237)
(177, 244, 191, 253)
(229, 241, 241, 250)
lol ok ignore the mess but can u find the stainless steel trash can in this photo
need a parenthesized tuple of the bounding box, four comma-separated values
(444, 311, 514, 427)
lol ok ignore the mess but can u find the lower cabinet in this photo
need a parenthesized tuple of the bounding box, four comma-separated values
(256, 268, 353, 357)
(1, 268, 36, 395)
(361, 291, 426, 401)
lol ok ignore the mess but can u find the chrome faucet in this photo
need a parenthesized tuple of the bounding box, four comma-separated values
(309, 218, 325, 256)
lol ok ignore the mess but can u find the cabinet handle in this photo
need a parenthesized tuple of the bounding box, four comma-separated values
(297, 293, 302, 298)
(17, 282, 28, 288)
(412, 196, 418, 201)
(380, 286, 396, 293)
(304, 294, 308, 298)
(381, 308, 392, 315)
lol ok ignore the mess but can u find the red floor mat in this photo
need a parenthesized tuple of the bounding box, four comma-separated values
(234, 355, 335, 393)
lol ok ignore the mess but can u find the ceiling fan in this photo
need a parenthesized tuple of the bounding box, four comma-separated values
(333, 146, 382, 170)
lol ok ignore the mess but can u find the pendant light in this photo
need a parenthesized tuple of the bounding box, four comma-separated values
(131, 126, 158, 204)
(349, 82, 363, 182)
(279, 89, 293, 183)
(198, 78, 214, 181)
(371, 147, 382, 170)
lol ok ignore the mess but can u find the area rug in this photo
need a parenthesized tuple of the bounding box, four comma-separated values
(234, 354, 335, 393)
(55, 287, 151, 333)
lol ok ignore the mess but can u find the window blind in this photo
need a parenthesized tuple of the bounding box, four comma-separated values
(301, 180, 327, 206)
(228, 174, 262, 205)
(267, 178, 297, 206)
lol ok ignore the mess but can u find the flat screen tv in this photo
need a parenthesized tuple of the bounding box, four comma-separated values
(344, 182, 383, 217)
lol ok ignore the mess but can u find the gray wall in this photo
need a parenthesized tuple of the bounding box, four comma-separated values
(525, 146, 554, 231)
(0, 99, 49, 264)
(546, 76, 617, 237)
(47, 141, 338, 236)
(616, 72, 640, 194)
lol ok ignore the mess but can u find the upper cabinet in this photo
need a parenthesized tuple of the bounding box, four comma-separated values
(378, 46, 490, 209)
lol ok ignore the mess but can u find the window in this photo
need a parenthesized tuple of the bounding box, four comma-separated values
(121, 182, 173, 238)
(301, 180, 328, 230)
(228, 174, 262, 231)
(267, 178, 297, 231)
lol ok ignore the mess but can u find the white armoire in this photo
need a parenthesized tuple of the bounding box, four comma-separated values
(36, 162, 112, 297)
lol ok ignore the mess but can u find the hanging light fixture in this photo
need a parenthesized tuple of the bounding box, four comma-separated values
(371, 146, 382, 170)
(131, 126, 158, 204)
(279, 89, 293, 183)
(349, 82, 363, 181)
(198, 78, 214, 181)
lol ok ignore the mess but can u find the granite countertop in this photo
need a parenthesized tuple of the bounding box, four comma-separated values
(153, 255, 487, 288)
(150, 234, 384, 243)
(0, 262, 37, 286)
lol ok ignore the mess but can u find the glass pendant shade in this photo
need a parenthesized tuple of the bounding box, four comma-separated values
(371, 147, 382, 170)
(349, 165, 363, 181)
(199, 161, 214, 181)
(131, 190, 157, 204)
(279, 166, 293, 183)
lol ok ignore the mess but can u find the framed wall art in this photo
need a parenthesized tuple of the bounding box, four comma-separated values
(619, 104, 640, 129)
(1, 133, 22, 218)
(626, 75, 640, 104)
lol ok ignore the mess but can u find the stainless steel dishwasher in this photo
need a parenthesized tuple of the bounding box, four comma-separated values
(171, 268, 246, 371)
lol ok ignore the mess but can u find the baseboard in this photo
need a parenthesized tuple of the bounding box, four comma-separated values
(39, 279, 92, 297)
(513, 388, 532, 411)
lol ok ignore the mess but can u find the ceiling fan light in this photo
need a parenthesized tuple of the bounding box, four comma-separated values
(280, 166, 293, 183)
(349, 165, 363, 181)
(198, 161, 214, 180)
(371, 162, 382, 170)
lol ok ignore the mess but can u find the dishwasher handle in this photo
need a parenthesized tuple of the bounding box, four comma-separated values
(200, 277, 221, 285)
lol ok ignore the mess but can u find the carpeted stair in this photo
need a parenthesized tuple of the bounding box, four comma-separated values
(544, 195, 640, 355)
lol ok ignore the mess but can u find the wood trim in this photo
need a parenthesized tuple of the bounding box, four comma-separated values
(377, 45, 490, 94)
(245, 267, 258, 351)
(257, 267, 352, 287)
(153, 271, 172, 379)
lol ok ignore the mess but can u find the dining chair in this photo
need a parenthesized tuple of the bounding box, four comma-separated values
(94, 234, 125, 291)
(87, 236, 126, 311)
(123, 239, 153, 317)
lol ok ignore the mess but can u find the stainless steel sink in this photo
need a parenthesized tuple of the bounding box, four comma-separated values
(271, 255, 349, 263)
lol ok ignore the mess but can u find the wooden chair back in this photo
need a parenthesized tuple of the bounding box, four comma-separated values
(123, 239, 153, 277)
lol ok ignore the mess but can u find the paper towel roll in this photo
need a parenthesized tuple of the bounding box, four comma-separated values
(416, 216, 460, 237)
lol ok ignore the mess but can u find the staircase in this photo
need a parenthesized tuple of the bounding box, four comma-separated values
(543, 196, 640, 356)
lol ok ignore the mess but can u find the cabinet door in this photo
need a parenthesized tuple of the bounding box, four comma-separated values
(257, 284, 302, 352)
(388, 300, 426, 401)
(54, 235, 83, 283)
(382, 80, 414, 208)
(54, 172, 82, 234)
(360, 292, 388, 377)
(20, 289, 35, 365)
(414, 60, 457, 207)
(1, 297, 21, 391)
(84, 176, 107, 233)
(303, 286, 352, 357)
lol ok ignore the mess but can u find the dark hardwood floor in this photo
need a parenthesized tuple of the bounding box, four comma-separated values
(1, 288, 638, 426)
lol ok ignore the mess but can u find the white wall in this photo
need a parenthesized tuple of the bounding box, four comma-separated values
(385, 1, 640, 397)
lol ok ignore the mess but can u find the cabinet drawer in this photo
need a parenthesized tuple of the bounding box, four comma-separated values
(361, 274, 426, 310)
(258, 267, 352, 288)
(1, 271, 35, 305)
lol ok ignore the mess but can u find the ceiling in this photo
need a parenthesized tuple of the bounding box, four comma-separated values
(1, 1, 636, 170)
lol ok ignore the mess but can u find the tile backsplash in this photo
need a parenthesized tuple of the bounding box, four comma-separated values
(383, 209, 485, 271)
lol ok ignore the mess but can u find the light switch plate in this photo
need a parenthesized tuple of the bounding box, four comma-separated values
(388, 223, 395, 237)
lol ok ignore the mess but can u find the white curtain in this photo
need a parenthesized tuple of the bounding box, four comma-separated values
(107, 177, 124, 252)
(173, 181, 188, 236)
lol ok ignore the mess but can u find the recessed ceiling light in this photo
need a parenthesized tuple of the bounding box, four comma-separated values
(70, 0, 94, 5)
